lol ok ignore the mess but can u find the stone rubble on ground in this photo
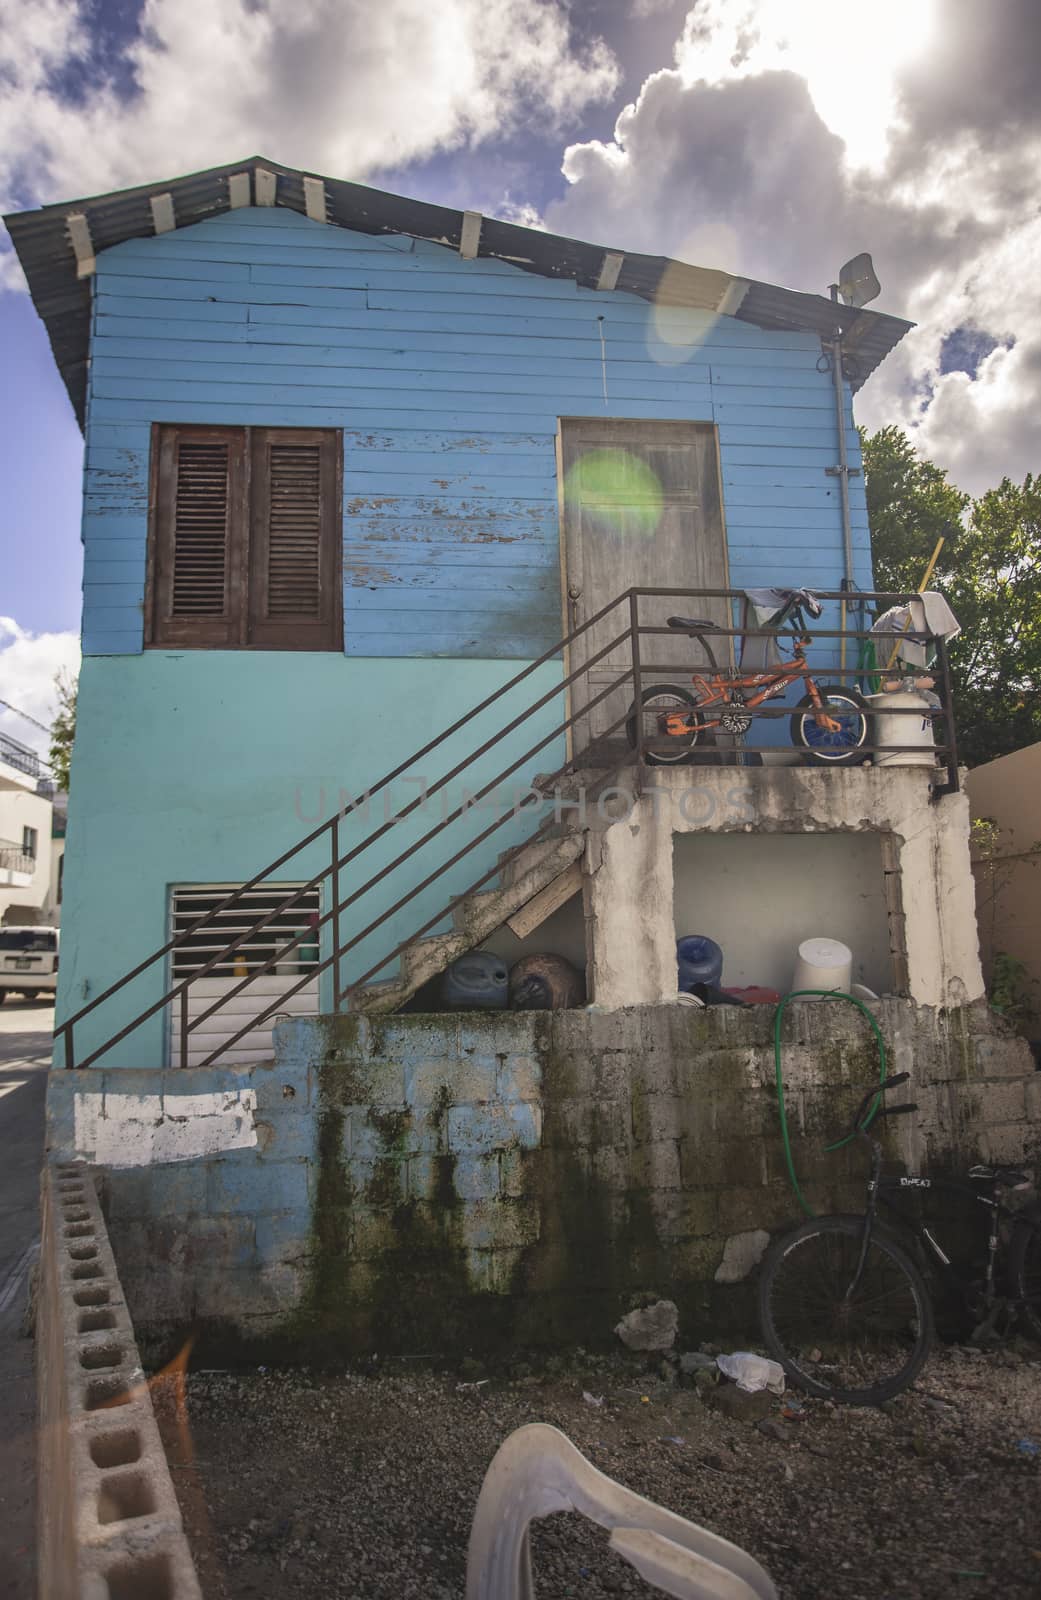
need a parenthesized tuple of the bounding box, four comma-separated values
(152, 1342, 1041, 1600)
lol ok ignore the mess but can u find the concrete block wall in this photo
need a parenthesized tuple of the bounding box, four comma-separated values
(45, 1000, 1039, 1359)
(35, 1161, 201, 1599)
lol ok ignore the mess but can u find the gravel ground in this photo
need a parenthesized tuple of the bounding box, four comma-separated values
(154, 1345, 1041, 1600)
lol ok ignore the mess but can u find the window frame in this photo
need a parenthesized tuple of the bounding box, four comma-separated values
(145, 423, 343, 651)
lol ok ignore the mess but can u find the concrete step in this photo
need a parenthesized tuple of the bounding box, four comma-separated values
(401, 931, 471, 990)
(350, 828, 586, 1015)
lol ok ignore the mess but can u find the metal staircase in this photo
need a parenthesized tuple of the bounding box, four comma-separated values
(54, 585, 957, 1071)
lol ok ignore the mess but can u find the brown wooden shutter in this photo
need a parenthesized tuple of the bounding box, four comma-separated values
(149, 425, 247, 646)
(248, 428, 342, 649)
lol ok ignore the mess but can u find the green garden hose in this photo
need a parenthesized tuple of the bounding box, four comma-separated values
(772, 989, 888, 1218)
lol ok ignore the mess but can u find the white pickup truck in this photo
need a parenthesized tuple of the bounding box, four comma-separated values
(0, 926, 59, 1002)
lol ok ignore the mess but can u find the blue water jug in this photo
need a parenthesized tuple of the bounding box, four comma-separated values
(441, 950, 509, 1010)
(676, 935, 723, 992)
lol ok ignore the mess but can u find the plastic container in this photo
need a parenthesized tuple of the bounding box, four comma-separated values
(866, 690, 936, 766)
(791, 937, 852, 995)
(676, 935, 723, 992)
(509, 953, 584, 1010)
(440, 950, 509, 1010)
(723, 986, 781, 1006)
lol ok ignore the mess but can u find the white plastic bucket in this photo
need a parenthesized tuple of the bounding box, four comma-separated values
(792, 937, 852, 995)
(867, 691, 936, 766)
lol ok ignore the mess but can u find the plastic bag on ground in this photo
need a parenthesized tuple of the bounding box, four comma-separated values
(716, 1352, 785, 1395)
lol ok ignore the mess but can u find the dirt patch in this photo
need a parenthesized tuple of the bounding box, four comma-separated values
(155, 1345, 1041, 1599)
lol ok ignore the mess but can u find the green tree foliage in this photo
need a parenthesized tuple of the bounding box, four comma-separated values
(48, 669, 77, 792)
(862, 424, 967, 595)
(862, 428, 1041, 767)
(952, 475, 1041, 764)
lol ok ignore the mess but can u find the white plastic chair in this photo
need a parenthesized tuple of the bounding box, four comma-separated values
(466, 1424, 778, 1600)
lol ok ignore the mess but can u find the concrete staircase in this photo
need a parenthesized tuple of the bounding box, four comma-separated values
(350, 827, 587, 1015)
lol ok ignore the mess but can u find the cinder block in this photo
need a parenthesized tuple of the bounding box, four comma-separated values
(447, 1101, 541, 1153)
(717, 1184, 796, 1234)
(1026, 1076, 1041, 1124)
(405, 1056, 497, 1106)
(461, 1196, 540, 1251)
(206, 1154, 311, 1216)
(254, 1209, 314, 1265)
(630, 1093, 683, 1146)
(970, 1080, 1027, 1124)
(498, 1145, 537, 1198)
(249, 1059, 313, 1113)
(407, 1152, 459, 1202)
(496, 1054, 542, 1104)
(345, 1104, 439, 1158)
(451, 1152, 501, 1201)
(627, 1139, 682, 1193)
(648, 1188, 718, 1239)
(35, 1164, 204, 1600)
(974, 1035, 1036, 1079)
(542, 1097, 627, 1149)
(347, 1154, 409, 1206)
(319, 1052, 406, 1108)
(465, 1246, 525, 1295)
(250, 1113, 315, 1161)
(591, 1144, 631, 1193)
(679, 1135, 766, 1190)
(981, 1123, 1033, 1165)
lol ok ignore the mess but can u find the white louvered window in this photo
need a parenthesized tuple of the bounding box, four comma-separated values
(169, 882, 321, 1068)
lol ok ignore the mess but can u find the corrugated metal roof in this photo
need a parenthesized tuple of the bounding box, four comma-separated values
(3, 154, 912, 428)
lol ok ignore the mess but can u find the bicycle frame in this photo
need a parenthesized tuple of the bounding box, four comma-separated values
(662, 612, 846, 739)
(847, 1141, 1032, 1330)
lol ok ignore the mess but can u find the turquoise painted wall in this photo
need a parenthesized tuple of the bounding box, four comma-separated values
(56, 653, 566, 1067)
(59, 205, 875, 1067)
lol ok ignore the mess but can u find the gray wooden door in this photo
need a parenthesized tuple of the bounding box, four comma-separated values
(560, 420, 729, 755)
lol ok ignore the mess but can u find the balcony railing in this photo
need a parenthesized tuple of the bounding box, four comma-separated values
(0, 842, 36, 874)
(0, 733, 41, 779)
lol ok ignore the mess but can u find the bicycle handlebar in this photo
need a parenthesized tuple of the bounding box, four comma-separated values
(850, 1073, 913, 1139)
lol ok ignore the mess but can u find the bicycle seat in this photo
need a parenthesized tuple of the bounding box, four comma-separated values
(667, 616, 719, 632)
(969, 1164, 1032, 1188)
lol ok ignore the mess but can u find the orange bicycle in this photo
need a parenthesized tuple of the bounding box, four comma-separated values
(626, 590, 872, 767)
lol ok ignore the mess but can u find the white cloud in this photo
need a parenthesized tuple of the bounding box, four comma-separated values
(545, 1, 1041, 497)
(0, 618, 79, 759)
(0, 0, 619, 216)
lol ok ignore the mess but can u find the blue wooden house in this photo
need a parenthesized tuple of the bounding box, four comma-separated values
(5, 157, 913, 1071)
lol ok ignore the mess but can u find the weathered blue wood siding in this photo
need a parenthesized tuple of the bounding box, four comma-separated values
(82, 206, 869, 657)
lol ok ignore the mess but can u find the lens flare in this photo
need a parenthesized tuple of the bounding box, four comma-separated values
(565, 449, 664, 537)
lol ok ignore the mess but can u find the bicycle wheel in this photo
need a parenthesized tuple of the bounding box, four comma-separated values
(1008, 1203, 1041, 1343)
(626, 683, 701, 765)
(758, 1214, 934, 1404)
(789, 686, 871, 765)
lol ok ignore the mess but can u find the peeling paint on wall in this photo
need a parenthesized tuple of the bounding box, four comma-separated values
(73, 1088, 258, 1167)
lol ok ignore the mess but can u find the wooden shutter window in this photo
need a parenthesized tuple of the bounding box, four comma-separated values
(148, 424, 341, 650)
(249, 428, 342, 650)
(149, 425, 247, 647)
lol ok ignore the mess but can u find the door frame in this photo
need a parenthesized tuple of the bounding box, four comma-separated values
(554, 417, 734, 762)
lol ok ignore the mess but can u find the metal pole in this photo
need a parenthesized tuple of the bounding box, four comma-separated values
(179, 987, 188, 1071)
(331, 813, 343, 1008)
(629, 592, 644, 767)
(829, 330, 855, 676)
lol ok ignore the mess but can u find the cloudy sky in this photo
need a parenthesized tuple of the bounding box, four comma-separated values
(1, 0, 1037, 751)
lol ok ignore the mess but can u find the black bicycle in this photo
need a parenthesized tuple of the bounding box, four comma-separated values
(758, 1073, 1041, 1404)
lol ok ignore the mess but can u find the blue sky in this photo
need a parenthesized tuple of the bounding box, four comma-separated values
(1, 0, 1037, 746)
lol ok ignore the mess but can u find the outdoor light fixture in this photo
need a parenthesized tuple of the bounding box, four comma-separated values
(833, 252, 882, 308)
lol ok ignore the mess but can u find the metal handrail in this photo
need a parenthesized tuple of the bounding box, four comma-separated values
(55, 583, 959, 1070)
